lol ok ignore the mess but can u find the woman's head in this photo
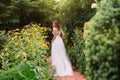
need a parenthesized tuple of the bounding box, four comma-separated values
(53, 20, 61, 30)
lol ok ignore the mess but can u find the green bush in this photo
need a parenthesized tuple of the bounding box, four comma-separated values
(68, 28, 86, 74)
(84, 0, 120, 80)
(0, 23, 53, 80)
(0, 61, 38, 80)
(0, 31, 7, 50)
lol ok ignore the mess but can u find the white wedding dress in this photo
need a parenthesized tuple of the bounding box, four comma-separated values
(51, 27, 73, 76)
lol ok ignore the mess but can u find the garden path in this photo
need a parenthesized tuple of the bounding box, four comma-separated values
(47, 56, 87, 80)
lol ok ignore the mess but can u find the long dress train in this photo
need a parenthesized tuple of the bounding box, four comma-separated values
(51, 27, 73, 76)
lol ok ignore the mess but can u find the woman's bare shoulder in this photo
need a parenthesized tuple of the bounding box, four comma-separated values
(53, 27, 57, 30)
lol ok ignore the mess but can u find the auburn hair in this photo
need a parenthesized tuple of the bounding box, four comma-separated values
(53, 20, 61, 31)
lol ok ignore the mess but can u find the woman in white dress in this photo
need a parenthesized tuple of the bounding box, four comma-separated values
(51, 20, 73, 77)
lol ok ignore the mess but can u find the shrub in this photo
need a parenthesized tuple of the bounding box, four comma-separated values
(0, 61, 38, 80)
(84, 0, 120, 80)
(0, 23, 53, 80)
(68, 28, 86, 74)
(0, 31, 7, 50)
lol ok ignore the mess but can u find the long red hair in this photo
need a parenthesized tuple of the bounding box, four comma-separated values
(53, 20, 61, 31)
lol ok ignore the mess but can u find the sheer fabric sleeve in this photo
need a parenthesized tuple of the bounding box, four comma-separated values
(52, 27, 58, 36)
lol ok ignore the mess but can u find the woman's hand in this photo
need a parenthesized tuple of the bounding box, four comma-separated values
(61, 28, 65, 39)
(51, 40, 53, 43)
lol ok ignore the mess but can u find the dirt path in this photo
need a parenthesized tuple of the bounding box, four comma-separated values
(47, 56, 87, 80)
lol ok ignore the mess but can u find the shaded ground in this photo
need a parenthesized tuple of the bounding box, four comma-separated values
(47, 56, 87, 80)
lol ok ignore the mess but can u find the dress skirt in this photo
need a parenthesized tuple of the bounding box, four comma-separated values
(51, 36, 73, 76)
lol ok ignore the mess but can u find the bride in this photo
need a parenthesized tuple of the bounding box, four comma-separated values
(51, 20, 73, 77)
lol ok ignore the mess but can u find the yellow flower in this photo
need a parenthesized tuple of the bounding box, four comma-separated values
(44, 52, 48, 56)
(40, 36, 45, 40)
(23, 56, 27, 61)
(16, 52, 22, 58)
(22, 52, 27, 56)
(74, 44, 76, 46)
(33, 49, 36, 52)
(41, 43, 48, 48)
(11, 36, 17, 40)
(15, 42, 19, 46)
(16, 28, 19, 31)
(23, 31, 28, 35)
(5, 52, 9, 56)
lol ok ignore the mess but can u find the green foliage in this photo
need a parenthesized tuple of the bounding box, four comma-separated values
(0, 24, 53, 80)
(0, 0, 55, 30)
(0, 61, 38, 80)
(55, 0, 96, 47)
(84, 0, 120, 80)
(59, 0, 95, 29)
(68, 28, 86, 74)
(0, 31, 7, 50)
(1, 0, 120, 79)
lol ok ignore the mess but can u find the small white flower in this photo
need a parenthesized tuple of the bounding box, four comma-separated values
(91, 3, 97, 9)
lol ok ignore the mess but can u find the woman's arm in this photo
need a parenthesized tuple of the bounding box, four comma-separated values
(51, 34, 56, 43)
(51, 29, 57, 43)
(61, 28, 65, 39)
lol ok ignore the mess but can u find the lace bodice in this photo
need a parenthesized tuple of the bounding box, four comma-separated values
(52, 27, 61, 36)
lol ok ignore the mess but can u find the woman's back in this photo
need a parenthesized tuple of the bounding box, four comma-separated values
(53, 27, 61, 36)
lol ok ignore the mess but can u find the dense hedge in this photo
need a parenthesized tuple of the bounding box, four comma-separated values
(0, 24, 53, 80)
(67, 28, 86, 74)
(84, 0, 120, 80)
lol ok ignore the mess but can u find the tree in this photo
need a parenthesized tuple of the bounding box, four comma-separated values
(0, 0, 55, 30)
(55, 0, 95, 46)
